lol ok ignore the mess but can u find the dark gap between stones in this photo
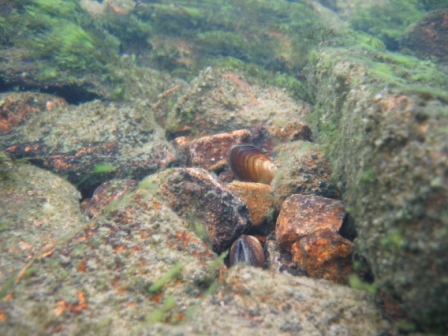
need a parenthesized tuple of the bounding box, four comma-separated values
(0, 78, 100, 105)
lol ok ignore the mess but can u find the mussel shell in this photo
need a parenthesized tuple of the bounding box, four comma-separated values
(229, 234, 266, 268)
(228, 144, 276, 185)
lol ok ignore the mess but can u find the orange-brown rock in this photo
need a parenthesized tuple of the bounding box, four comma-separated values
(0, 92, 66, 134)
(276, 194, 346, 251)
(291, 229, 354, 284)
(400, 10, 448, 62)
(227, 181, 273, 227)
(83, 179, 138, 218)
(189, 130, 251, 171)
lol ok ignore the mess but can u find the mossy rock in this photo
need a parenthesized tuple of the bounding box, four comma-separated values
(0, 0, 123, 102)
(310, 41, 448, 333)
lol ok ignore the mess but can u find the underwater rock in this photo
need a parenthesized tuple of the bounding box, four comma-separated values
(401, 9, 448, 62)
(276, 194, 346, 252)
(311, 45, 448, 332)
(0, 163, 87, 292)
(82, 179, 137, 219)
(165, 67, 312, 140)
(169, 265, 394, 335)
(291, 229, 354, 285)
(271, 141, 340, 211)
(0, 92, 67, 134)
(0, 180, 217, 335)
(1, 100, 177, 196)
(146, 168, 252, 254)
(189, 130, 251, 172)
(227, 181, 274, 229)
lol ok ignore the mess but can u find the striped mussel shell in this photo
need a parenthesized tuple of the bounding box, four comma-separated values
(229, 235, 266, 268)
(228, 144, 276, 185)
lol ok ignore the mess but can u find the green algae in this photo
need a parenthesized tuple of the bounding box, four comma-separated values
(311, 40, 448, 333)
(92, 163, 116, 174)
(349, 0, 424, 50)
(0, 0, 122, 98)
(148, 262, 184, 293)
(348, 274, 379, 295)
(146, 295, 176, 323)
(128, 0, 321, 79)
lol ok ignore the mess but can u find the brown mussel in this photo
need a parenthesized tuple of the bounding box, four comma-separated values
(228, 144, 276, 185)
(229, 234, 266, 268)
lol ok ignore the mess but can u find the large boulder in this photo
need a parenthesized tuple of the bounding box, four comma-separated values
(310, 44, 448, 332)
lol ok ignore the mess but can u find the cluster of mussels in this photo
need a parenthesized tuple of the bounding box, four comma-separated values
(227, 143, 276, 269)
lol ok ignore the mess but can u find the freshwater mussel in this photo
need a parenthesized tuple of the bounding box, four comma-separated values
(226, 144, 277, 268)
(228, 144, 277, 185)
(229, 234, 266, 268)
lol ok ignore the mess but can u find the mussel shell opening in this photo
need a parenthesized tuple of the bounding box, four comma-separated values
(229, 234, 266, 268)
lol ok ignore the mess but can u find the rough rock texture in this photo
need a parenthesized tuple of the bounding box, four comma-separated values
(272, 141, 340, 210)
(189, 130, 251, 171)
(401, 9, 448, 62)
(145, 168, 252, 254)
(291, 229, 354, 284)
(227, 181, 274, 229)
(165, 67, 312, 140)
(0, 92, 67, 134)
(0, 162, 395, 335)
(311, 0, 389, 19)
(2, 99, 176, 195)
(82, 179, 137, 219)
(262, 119, 312, 143)
(0, 164, 87, 290)
(276, 194, 346, 251)
(0, 168, 218, 335)
(135, 266, 393, 335)
(311, 46, 448, 331)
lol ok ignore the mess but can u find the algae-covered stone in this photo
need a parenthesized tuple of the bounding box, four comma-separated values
(2, 99, 176, 195)
(311, 45, 448, 332)
(0, 178, 217, 335)
(400, 9, 448, 62)
(165, 67, 311, 140)
(272, 141, 340, 210)
(135, 265, 393, 335)
(0, 163, 87, 296)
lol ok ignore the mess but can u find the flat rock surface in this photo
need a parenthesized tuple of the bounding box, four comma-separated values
(272, 141, 340, 210)
(227, 181, 274, 229)
(82, 179, 138, 219)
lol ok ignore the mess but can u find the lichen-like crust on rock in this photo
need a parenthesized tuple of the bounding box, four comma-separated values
(311, 46, 448, 332)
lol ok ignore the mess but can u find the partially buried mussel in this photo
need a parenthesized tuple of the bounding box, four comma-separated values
(228, 144, 276, 185)
(229, 235, 266, 268)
